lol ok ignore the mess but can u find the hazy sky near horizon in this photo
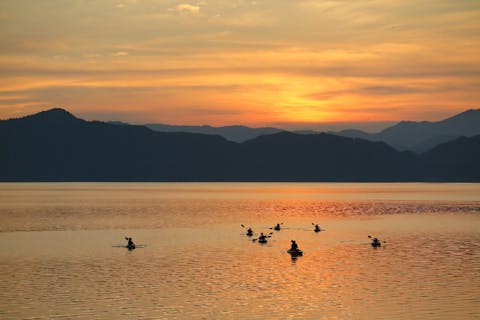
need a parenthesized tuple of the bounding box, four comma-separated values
(1, 0, 479, 130)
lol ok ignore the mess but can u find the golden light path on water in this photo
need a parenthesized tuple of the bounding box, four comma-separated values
(0, 183, 479, 319)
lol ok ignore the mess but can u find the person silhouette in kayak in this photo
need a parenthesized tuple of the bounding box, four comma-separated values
(290, 240, 298, 251)
(274, 223, 281, 230)
(246, 228, 253, 236)
(314, 224, 321, 232)
(372, 237, 381, 247)
(258, 233, 267, 242)
(126, 237, 135, 249)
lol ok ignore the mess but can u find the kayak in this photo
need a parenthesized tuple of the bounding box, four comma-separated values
(258, 238, 268, 244)
(246, 232, 254, 236)
(287, 249, 303, 256)
(112, 244, 146, 249)
(371, 242, 381, 247)
(274, 226, 281, 231)
(314, 229, 321, 232)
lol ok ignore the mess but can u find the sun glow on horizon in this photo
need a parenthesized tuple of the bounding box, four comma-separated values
(1, 0, 479, 128)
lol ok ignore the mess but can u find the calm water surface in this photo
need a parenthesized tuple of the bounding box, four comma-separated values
(0, 183, 479, 319)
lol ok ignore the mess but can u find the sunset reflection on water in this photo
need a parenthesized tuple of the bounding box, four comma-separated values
(0, 183, 479, 319)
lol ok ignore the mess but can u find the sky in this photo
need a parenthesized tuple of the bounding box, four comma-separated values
(0, 0, 479, 131)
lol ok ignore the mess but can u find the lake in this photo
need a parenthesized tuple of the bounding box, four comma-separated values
(0, 183, 479, 319)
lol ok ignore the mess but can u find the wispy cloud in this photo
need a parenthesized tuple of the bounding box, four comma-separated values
(169, 4, 201, 14)
(209, 12, 274, 27)
(111, 51, 129, 57)
(0, 0, 479, 125)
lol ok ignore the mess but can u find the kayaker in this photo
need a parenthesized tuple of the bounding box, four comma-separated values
(290, 240, 298, 251)
(372, 237, 381, 247)
(314, 224, 321, 232)
(258, 233, 267, 242)
(274, 223, 281, 231)
(126, 237, 135, 249)
(247, 228, 253, 236)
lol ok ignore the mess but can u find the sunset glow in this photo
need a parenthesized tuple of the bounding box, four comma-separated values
(1, 0, 479, 129)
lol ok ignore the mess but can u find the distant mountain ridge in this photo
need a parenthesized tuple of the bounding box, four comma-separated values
(108, 109, 480, 153)
(334, 109, 480, 152)
(144, 123, 283, 143)
(1, 108, 479, 181)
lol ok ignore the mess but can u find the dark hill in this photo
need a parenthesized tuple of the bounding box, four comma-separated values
(1, 108, 479, 181)
(235, 132, 418, 181)
(0, 108, 236, 181)
(420, 135, 480, 181)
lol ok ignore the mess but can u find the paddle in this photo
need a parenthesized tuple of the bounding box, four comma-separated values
(269, 222, 283, 230)
(368, 235, 387, 243)
(252, 234, 272, 242)
(242, 224, 255, 236)
(125, 236, 137, 247)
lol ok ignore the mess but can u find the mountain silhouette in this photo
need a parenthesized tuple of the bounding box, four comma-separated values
(111, 109, 480, 153)
(1, 108, 478, 181)
(1, 108, 235, 181)
(334, 109, 480, 152)
(144, 123, 283, 143)
(420, 135, 480, 180)
(234, 131, 418, 181)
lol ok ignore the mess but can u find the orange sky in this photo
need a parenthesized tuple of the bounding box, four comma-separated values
(1, 0, 479, 130)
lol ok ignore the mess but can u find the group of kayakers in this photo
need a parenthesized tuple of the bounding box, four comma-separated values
(243, 223, 320, 257)
(246, 223, 322, 238)
(125, 225, 382, 253)
(243, 223, 383, 256)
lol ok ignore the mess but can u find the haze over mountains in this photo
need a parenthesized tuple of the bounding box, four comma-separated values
(144, 123, 282, 143)
(1, 108, 479, 182)
(111, 109, 480, 153)
(335, 109, 480, 153)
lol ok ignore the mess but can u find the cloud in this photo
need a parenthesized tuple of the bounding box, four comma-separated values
(169, 4, 201, 14)
(306, 89, 347, 101)
(111, 51, 129, 57)
(83, 53, 102, 58)
(208, 12, 274, 27)
(359, 85, 426, 95)
(306, 83, 472, 102)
